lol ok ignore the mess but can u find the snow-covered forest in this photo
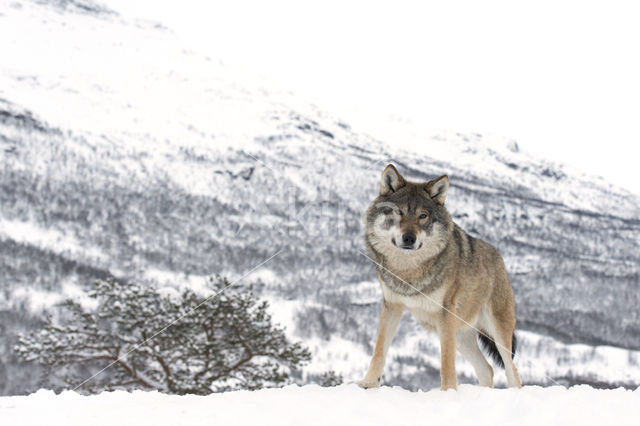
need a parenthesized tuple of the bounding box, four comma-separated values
(1, 0, 639, 411)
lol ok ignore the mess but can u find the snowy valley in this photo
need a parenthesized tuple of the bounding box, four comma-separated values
(1, 0, 640, 397)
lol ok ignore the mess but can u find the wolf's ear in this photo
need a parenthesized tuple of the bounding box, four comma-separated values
(380, 164, 405, 195)
(426, 175, 449, 205)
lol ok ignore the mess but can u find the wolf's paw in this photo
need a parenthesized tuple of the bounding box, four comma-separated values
(356, 377, 381, 389)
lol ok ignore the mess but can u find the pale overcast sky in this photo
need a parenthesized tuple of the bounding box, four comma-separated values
(113, 0, 640, 196)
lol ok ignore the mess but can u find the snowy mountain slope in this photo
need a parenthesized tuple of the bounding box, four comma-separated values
(1, 385, 639, 426)
(1, 0, 640, 395)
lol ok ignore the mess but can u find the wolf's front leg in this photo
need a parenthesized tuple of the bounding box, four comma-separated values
(439, 313, 458, 390)
(357, 299, 403, 389)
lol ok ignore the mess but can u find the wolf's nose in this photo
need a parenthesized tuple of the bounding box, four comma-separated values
(402, 233, 416, 246)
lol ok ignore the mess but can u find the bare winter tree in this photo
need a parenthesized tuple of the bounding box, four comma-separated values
(15, 277, 311, 394)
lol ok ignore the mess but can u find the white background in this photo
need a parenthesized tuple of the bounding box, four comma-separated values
(110, 0, 640, 195)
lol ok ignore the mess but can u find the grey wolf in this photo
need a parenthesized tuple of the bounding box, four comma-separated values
(358, 164, 521, 390)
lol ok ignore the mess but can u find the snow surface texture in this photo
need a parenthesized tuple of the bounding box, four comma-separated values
(1, 385, 640, 426)
(1, 0, 640, 394)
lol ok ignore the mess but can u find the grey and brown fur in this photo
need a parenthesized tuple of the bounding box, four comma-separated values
(358, 164, 521, 390)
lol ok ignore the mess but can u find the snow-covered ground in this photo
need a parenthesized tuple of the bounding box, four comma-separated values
(2, 385, 639, 426)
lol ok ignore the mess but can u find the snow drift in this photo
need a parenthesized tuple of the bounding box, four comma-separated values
(1, 385, 639, 426)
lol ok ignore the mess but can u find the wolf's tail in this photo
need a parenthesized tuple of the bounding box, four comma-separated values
(477, 331, 517, 369)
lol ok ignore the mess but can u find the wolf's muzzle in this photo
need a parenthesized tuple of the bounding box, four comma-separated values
(392, 232, 420, 250)
(402, 232, 416, 246)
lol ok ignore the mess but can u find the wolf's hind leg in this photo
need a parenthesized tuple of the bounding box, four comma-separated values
(495, 331, 521, 388)
(485, 313, 522, 388)
(456, 329, 494, 387)
(357, 299, 403, 389)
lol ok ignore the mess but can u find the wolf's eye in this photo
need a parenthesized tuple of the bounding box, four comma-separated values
(419, 213, 428, 219)
(397, 210, 404, 216)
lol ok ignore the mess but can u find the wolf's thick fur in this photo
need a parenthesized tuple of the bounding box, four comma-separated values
(358, 165, 521, 390)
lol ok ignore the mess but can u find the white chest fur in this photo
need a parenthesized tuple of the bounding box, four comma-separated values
(381, 280, 447, 318)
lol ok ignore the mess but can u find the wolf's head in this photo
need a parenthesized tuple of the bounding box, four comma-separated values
(365, 164, 454, 264)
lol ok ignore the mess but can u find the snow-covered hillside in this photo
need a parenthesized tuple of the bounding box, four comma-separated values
(1, 0, 640, 395)
(2, 385, 640, 426)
